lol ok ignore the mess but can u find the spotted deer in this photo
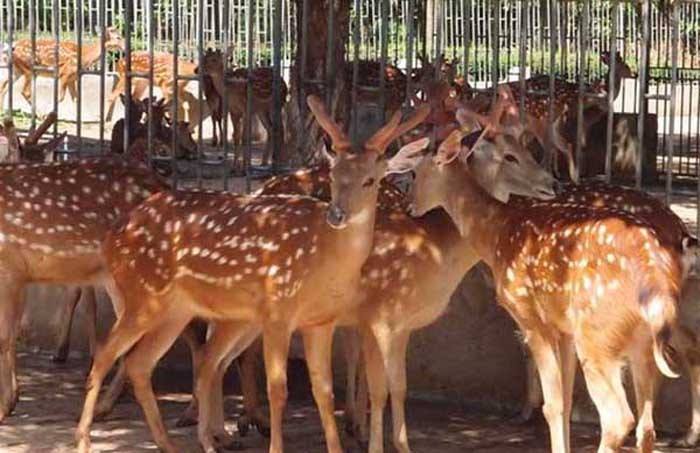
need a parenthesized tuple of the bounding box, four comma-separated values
(104, 51, 202, 127)
(511, 181, 700, 443)
(256, 124, 555, 452)
(0, 158, 167, 423)
(0, 27, 124, 108)
(74, 95, 430, 453)
(465, 51, 634, 181)
(198, 49, 289, 169)
(398, 87, 685, 453)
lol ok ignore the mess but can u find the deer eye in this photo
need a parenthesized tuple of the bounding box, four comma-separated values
(362, 178, 375, 188)
(505, 154, 519, 164)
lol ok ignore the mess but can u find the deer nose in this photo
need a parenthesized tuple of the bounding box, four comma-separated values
(326, 204, 347, 229)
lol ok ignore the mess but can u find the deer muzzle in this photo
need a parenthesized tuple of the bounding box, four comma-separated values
(326, 204, 348, 229)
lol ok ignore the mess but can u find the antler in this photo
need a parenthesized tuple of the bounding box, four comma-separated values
(306, 95, 351, 151)
(365, 104, 431, 153)
(25, 112, 57, 146)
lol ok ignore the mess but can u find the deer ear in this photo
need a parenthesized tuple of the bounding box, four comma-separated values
(434, 129, 470, 167)
(319, 137, 337, 166)
(386, 137, 430, 175)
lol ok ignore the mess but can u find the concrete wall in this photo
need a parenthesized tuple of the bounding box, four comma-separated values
(17, 264, 700, 435)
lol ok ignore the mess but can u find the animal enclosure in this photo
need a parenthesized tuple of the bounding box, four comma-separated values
(2, 2, 700, 452)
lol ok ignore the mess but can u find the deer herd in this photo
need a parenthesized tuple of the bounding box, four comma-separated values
(0, 27, 699, 453)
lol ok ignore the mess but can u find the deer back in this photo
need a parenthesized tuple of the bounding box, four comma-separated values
(0, 159, 166, 259)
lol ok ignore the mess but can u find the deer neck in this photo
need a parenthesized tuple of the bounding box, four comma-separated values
(602, 66, 624, 101)
(208, 70, 226, 97)
(438, 164, 508, 268)
(79, 42, 104, 68)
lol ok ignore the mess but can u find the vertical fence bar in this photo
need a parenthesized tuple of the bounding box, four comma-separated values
(547, 0, 557, 172)
(271, 0, 283, 173)
(124, 0, 132, 154)
(324, 0, 335, 109)
(147, 0, 154, 169)
(518, 0, 527, 123)
(604, 0, 618, 183)
(29, 0, 36, 128)
(665, 3, 678, 205)
(298, 0, 309, 162)
(574, 0, 588, 184)
(172, 0, 180, 189)
(351, 0, 360, 141)
(244, 0, 254, 192)
(76, 0, 83, 153)
(636, 0, 650, 190)
(196, 0, 204, 188)
(463, 0, 470, 85)
(98, 0, 106, 151)
(222, 0, 231, 190)
(405, 0, 415, 105)
(52, 0, 59, 136)
(7, 0, 14, 115)
(379, 0, 388, 118)
(491, 0, 500, 88)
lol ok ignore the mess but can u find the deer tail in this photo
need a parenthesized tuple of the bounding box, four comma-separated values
(640, 286, 682, 379)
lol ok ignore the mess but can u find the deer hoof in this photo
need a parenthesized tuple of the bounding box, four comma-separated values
(213, 431, 245, 451)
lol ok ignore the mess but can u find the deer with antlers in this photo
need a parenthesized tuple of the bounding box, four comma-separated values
(74, 95, 429, 453)
(395, 86, 685, 453)
(0, 27, 124, 108)
(256, 130, 555, 453)
(197, 49, 288, 170)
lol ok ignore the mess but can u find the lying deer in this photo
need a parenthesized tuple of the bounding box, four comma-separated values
(74, 95, 430, 453)
(399, 87, 684, 453)
(0, 27, 124, 108)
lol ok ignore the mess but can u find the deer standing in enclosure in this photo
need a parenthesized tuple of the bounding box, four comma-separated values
(0, 158, 167, 423)
(399, 87, 684, 453)
(198, 49, 288, 169)
(105, 51, 203, 128)
(464, 51, 634, 180)
(0, 27, 124, 108)
(74, 96, 430, 453)
(257, 130, 556, 452)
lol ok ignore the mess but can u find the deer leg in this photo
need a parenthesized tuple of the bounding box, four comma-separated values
(236, 339, 269, 437)
(302, 323, 344, 453)
(515, 349, 543, 424)
(386, 330, 412, 453)
(0, 69, 23, 109)
(263, 322, 292, 453)
(579, 356, 634, 453)
(526, 330, 569, 453)
(93, 358, 127, 421)
(363, 326, 388, 453)
(679, 357, 700, 447)
(342, 328, 361, 435)
(559, 335, 576, 450)
(551, 119, 577, 183)
(105, 77, 125, 122)
(0, 277, 25, 423)
(174, 321, 207, 428)
(355, 349, 369, 442)
(52, 286, 84, 363)
(258, 111, 274, 166)
(123, 308, 193, 453)
(195, 321, 256, 453)
(630, 341, 660, 453)
(75, 311, 152, 453)
(210, 326, 261, 449)
(82, 287, 98, 360)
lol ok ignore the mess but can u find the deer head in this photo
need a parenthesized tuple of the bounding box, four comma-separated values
(388, 86, 556, 216)
(199, 49, 225, 77)
(306, 95, 430, 229)
(104, 26, 125, 51)
(600, 51, 635, 79)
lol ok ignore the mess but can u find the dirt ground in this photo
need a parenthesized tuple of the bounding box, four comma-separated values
(0, 351, 692, 453)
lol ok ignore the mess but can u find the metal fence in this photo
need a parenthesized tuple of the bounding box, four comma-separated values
(0, 0, 697, 228)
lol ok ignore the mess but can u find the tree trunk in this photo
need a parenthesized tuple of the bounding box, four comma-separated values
(287, 0, 351, 165)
